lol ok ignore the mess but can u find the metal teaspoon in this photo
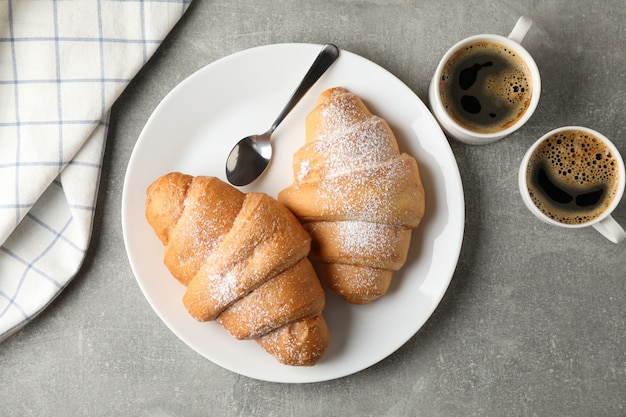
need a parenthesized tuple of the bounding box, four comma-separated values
(225, 43, 340, 186)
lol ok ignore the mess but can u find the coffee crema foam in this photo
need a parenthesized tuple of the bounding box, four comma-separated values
(439, 40, 533, 133)
(526, 130, 621, 225)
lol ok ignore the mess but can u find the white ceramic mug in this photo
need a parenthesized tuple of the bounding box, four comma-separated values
(519, 126, 626, 243)
(428, 16, 541, 145)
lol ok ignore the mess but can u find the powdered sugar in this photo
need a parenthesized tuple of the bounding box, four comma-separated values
(313, 157, 409, 223)
(313, 117, 395, 176)
(335, 221, 399, 258)
(297, 160, 310, 182)
(295, 90, 406, 223)
(207, 269, 240, 309)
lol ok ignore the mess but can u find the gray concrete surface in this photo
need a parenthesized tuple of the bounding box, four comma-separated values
(1, 0, 624, 416)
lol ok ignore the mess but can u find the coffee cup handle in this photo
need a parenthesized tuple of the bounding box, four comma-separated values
(592, 215, 626, 244)
(508, 16, 533, 44)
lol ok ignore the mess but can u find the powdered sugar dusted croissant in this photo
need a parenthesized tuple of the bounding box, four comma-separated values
(145, 173, 329, 366)
(278, 87, 425, 304)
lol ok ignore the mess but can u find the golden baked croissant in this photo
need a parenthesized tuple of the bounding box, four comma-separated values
(278, 87, 425, 304)
(145, 172, 329, 366)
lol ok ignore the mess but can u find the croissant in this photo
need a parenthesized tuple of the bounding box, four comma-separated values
(278, 87, 425, 304)
(145, 172, 329, 366)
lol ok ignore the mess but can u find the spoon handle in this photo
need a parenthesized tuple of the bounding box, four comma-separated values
(268, 43, 340, 133)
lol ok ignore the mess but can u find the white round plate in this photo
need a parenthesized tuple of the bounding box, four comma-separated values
(122, 43, 465, 383)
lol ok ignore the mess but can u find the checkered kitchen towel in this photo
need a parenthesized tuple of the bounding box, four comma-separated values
(0, 0, 191, 341)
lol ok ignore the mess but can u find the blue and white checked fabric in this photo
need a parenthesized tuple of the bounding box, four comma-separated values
(0, 0, 191, 340)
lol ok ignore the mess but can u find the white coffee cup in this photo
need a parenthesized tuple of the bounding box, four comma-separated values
(429, 16, 541, 145)
(519, 126, 626, 243)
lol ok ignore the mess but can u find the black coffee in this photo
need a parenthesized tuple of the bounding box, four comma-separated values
(439, 40, 533, 133)
(526, 130, 621, 225)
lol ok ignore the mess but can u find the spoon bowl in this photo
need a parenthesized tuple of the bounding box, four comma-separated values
(225, 132, 272, 186)
(225, 43, 340, 186)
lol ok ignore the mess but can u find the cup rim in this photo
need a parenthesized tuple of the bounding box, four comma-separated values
(519, 126, 626, 229)
(431, 33, 541, 142)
